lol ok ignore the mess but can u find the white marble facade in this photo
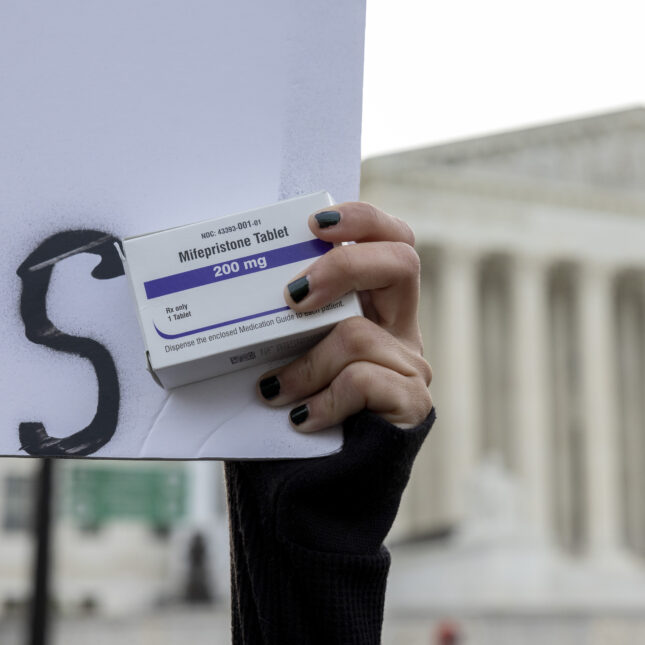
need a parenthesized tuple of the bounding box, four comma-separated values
(361, 108, 645, 578)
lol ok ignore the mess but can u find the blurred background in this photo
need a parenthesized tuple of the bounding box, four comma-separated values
(4, 1, 645, 644)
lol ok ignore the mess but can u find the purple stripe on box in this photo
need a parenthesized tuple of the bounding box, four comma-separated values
(144, 238, 332, 299)
(154, 305, 291, 340)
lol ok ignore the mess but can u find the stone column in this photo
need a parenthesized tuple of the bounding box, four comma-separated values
(414, 248, 450, 530)
(438, 246, 482, 521)
(616, 274, 645, 555)
(510, 255, 553, 544)
(578, 263, 622, 557)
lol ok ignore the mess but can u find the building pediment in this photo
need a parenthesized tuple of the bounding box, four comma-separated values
(363, 107, 645, 196)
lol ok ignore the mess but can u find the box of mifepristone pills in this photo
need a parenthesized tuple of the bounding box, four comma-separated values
(119, 191, 363, 389)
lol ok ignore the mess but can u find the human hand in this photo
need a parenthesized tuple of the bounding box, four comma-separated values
(256, 202, 433, 432)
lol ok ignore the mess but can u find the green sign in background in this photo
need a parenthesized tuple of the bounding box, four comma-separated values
(63, 466, 187, 529)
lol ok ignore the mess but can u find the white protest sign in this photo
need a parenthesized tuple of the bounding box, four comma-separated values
(0, 1, 365, 459)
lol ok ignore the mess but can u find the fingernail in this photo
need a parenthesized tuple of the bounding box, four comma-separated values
(259, 375, 280, 400)
(287, 276, 309, 303)
(289, 404, 309, 426)
(314, 210, 341, 228)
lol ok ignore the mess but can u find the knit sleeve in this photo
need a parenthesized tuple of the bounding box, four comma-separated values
(224, 407, 436, 645)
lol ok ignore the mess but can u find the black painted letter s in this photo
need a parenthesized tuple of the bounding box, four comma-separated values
(16, 230, 124, 457)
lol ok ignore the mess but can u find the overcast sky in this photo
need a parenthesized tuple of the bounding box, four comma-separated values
(361, 0, 645, 159)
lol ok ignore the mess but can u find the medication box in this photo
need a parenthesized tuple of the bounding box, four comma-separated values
(120, 191, 363, 388)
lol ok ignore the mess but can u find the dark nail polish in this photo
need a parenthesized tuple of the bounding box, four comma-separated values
(259, 375, 280, 400)
(315, 210, 341, 228)
(290, 404, 309, 426)
(288, 276, 309, 303)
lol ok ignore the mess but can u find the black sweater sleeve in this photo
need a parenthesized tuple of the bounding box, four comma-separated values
(224, 407, 436, 645)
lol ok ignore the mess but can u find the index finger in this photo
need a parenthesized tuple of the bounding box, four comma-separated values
(309, 202, 415, 246)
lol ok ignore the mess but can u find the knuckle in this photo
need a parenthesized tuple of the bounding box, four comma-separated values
(340, 201, 382, 228)
(328, 244, 355, 278)
(395, 217, 416, 246)
(338, 362, 372, 397)
(336, 316, 373, 357)
(343, 201, 416, 246)
(363, 201, 383, 227)
(408, 350, 433, 386)
(408, 383, 433, 421)
(349, 363, 373, 394)
(364, 203, 416, 246)
(296, 351, 317, 388)
(420, 359, 433, 386)
(324, 378, 344, 418)
(391, 241, 421, 277)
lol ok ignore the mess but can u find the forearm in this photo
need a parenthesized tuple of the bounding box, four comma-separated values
(225, 407, 436, 645)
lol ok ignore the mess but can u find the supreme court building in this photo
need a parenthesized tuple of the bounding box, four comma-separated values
(361, 108, 645, 610)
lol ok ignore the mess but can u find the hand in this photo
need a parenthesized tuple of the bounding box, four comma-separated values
(256, 202, 433, 432)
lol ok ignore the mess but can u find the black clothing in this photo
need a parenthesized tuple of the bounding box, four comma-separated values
(225, 407, 436, 645)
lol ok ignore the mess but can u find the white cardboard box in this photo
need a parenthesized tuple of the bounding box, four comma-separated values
(120, 192, 362, 388)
